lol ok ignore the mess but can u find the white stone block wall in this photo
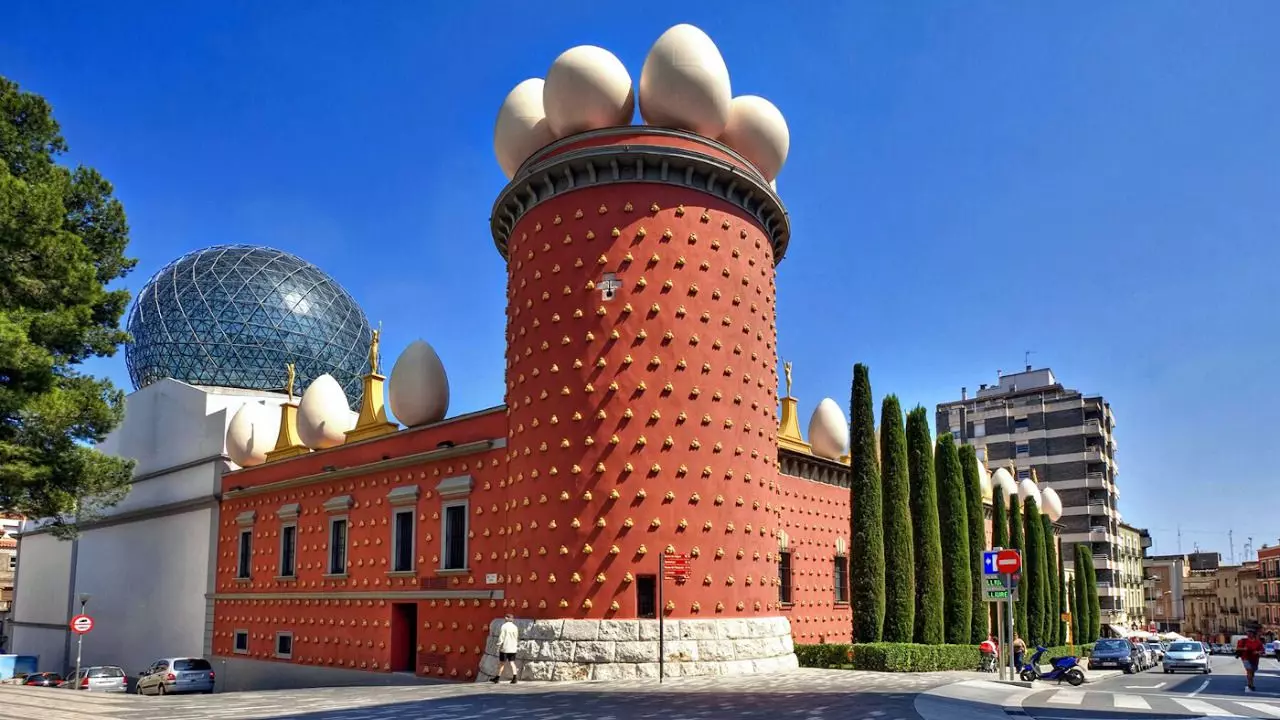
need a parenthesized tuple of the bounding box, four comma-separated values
(477, 617, 798, 682)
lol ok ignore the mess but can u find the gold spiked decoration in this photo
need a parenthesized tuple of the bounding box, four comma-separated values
(345, 325, 398, 443)
(265, 362, 309, 461)
(776, 360, 812, 454)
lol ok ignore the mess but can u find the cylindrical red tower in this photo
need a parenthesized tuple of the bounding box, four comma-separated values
(492, 128, 792, 629)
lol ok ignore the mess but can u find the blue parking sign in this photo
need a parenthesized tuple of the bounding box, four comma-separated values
(983, 550, 1000, 575)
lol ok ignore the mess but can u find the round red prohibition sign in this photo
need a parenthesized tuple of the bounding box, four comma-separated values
(69, 614, 94, 634)
(995, 549, 1022, 574)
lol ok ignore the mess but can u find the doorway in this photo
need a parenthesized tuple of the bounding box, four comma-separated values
(390, 603, 418, 673)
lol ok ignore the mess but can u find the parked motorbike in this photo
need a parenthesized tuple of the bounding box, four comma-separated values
(1019, 646, 1085, 686)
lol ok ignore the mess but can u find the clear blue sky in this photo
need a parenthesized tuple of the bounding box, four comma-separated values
(4, 2, 1277, 559)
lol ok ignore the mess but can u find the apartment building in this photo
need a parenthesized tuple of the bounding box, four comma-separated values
(1258, 544, 1280, 633)
(0, 515, 20, 613)
(1117, 523, 1151, 629)
(1145, 554, 1188, 633)
(938, 368, 1125, 621)
(1214, 562, 1259, 638)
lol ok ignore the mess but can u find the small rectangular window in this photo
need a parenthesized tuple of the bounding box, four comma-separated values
(442, 502, 468, 570)
(329, 518, 348, 575)
(237, 529, 252, 579)
(233, 630, 249, 654)
(1014, 417, 1030, 432)
(7, 555, 15, 571)
(275, 632, 293, 659)
(834, 556, 849, 603)
(1015, 443, 1030, 457)
(636, 575, 657, 619)
(393, 509, 414, 572)
(779, 551, 794, 605)
(972, 421, 986, 438)
(1017, 469, 1031, 481)
(280, 524, 297, 578)
(951, 430, 961, 440)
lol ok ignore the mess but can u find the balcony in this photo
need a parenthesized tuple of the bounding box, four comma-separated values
(1084, 448, 1106, 462)
(1084, 419, 1104, 436)
(1093, 554, 1115, 570)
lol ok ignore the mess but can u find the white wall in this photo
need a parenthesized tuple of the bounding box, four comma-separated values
(12, 534, 71, 626)
(72, 507, 216, 675)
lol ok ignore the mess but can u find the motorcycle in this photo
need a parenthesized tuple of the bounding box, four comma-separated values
(1019, 645, 1085, 686)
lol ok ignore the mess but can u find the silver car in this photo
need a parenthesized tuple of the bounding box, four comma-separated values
(1163, 640, 1211, 674)
(136, 657, 215, 695)
(64, 665, 127, 692)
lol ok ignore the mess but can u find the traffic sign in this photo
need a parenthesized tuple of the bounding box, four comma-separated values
(69, 614, 94, 634)
(983, 549, 1022, 575)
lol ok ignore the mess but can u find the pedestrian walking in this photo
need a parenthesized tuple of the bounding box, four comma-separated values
(492, 613, 520, 684)
(1013, 634, 1027, 671)
(1237, 627, 1264, 692)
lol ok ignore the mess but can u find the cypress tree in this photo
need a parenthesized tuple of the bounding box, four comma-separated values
(1068, 576, 1080, 645)
(1085, 554, 1102, 640)
(935, 434, 972, 645)
(1074, 544, 1100, 641)
(1023, 497, 1046, 644)
(989, 487, 1009, 633)
(849, 364, 884, 642)
(1058, 542, 1069, 644)
(879, 395, 914, 643)
(1042, 517, 1060, 646)
(960, 446, 988, 643)
(1008, 490, 1027, 639)
(907, 406, 944, 644)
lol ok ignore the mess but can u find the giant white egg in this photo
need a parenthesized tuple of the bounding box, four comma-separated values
(494, 78, 556, 180)
(977, 459, 992, 499)
(1017, 477, 1041, 507)
(1040, 486, 1063, 522)
(639, 24, 732, 137)
(719, 95, 789, 180)
(543, 45, 634, 138)
(388, 339, 450, 427)
(226, 401, 280, 467)
(991, 467, 1017, 499)
(808, 397, 849, 460)
(297, 373, 353, 449)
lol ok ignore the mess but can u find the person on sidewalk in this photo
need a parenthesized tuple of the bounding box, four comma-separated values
(1237, 627, 1264, 692)
(1013, 634, 1027, 671)
(491, 613, 520, 684)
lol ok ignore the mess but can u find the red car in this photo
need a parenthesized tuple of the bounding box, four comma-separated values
(22, 672, 64, 687)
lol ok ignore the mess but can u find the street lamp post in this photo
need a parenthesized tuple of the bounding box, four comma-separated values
(73, 593, 91, 688)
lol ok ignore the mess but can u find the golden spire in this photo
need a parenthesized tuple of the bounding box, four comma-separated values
(285, 362, 296, 402)
(346, 323, 397, 444)
(369, 323, 382, 374)
(776, 359, 811, 455)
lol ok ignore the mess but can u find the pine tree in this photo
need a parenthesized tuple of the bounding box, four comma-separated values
(879, 395, 914, 643)
(849, 364, 884, 642)
(907, 406, 944, 644)
(1023, 497, 1046, 644)
(935, 434, 972, 645)
(1041, 516, 1060, 646)
(1009, 489, 1028, 639)
(960, 445, 988, 643)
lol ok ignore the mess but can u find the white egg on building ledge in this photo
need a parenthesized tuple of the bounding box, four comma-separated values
(494, 78, 556, 180)
(543, 45, 634, 138)
(1040, 486, 1063, 522)
(991, 467, 1017, 499)
(1017, 477, 1041, 507)
(388, 339, 450, 427)
(639, 24, 733, 138)
(297, 373, 354, 449)
(808, 397, 849, 460)
(719, 95, 789, 181)
(225, 401, 280, 467)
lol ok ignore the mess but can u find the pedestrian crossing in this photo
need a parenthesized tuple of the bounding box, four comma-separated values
(1031, 687, 1280, 718)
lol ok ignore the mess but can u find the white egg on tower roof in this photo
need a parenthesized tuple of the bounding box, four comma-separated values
(297, 373, 354, 449)
(639, 24, 732, 137)
(719, 95, 790, 181)
(388, 339, 451, 427)
(494, 78, 556, 180)
(226, 401, 280, 468)
(1017, 477, 1041, 507)
(1040, 486, 1063, 522)
(808, 398, 849, 460)
(543, 45, 635, 138)
(991, 467, 1017, 499)
(977, 460, 993, 499)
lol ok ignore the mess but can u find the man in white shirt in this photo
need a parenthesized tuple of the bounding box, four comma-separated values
(492, 613, 520, 683)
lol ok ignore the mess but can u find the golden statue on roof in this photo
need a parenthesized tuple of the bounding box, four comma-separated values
(369, 323, 382, 374)
(285, 362, 296, 402)
(784, 360, 793, 398)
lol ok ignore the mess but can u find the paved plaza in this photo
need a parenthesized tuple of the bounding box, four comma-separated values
(0, 669, 954, 720)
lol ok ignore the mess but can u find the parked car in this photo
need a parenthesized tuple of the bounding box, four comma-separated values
(1145, 642, 1165, 661)
(63, 666, 127, 692)
(1163, 640, 1211, 674)
(22, 672, 64, 687)
(1089, 638, 1141, 674)
(1133, 643, 1153, 670)
(135, 657, 215, 696)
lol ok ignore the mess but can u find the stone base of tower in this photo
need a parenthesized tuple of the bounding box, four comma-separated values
(477, 617, 798, 682)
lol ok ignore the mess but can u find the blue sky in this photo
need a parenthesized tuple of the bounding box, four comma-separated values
(3, 2, 1277, 559)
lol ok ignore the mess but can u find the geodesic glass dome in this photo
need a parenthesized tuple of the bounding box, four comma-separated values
(125, 244, 371, 408)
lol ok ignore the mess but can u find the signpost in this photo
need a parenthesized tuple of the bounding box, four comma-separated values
(982, 549, 1021, 681)
(658, 553, 692, 683)
(70, 615, 94, 635)
(69, 599, 93, 692)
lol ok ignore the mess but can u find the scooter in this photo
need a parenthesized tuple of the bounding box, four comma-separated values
(1019, 645, 1086, 686)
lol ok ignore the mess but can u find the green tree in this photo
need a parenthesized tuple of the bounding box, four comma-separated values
(1086, 557, 1102, 640)
(0, 76, 136, 533)
(907, 406, 944, 644)
(989, 484, 1009, 632)
(1058, 541, 1069, 644)
(1022, 497, 1046, 643)
(1008, 490, 1027, 639)
(1068, 576, 1080, 645)
(1074, 544, 1101, 641)
(959, 445, 987, 643)
(879, 395, 914, 643)
(1042, 516, 1060, 645)
(849, 364, 884, 642)
(935, 434, 972, 644)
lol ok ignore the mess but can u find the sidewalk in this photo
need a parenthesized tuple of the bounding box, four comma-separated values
(947, 667, 1122, 686)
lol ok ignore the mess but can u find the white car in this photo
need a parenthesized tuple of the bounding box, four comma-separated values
(1163, 641, 1211, 674)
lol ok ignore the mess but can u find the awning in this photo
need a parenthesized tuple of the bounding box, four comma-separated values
(1107, 624, 1132, 638)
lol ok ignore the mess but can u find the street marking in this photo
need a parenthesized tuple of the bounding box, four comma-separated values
(1113, 694, 1151, 710)
(1237, 702, 1280, 717)
(1175, 698, 1238, 716)
(1190, 679, 1212, 697)
(1046, 690, 1084, 705)
(1125, 682, 1167, 689)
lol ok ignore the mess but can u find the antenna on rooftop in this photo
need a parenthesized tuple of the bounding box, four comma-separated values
(1229, 529, 1235, 564)
(1025, 350, 1035, 372)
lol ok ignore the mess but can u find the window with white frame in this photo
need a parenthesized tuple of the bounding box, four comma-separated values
(392, 508, 415, 572)
(442, 502, 468, 570)
(236, 528, 252, 579)
(280, 524, 297, 577)
(274, 631, 293, 659)
(328, 517, 348, 575)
